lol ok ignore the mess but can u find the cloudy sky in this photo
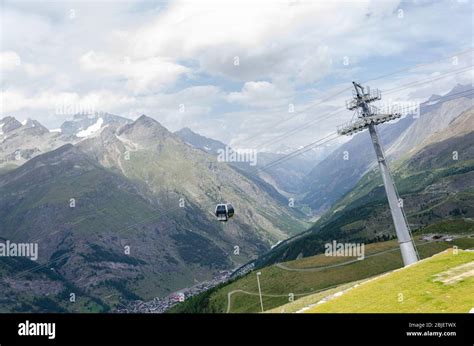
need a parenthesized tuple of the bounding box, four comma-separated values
(0, 0, 472, 151)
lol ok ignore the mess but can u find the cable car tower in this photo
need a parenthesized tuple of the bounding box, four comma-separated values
(337, 82, 419, 266)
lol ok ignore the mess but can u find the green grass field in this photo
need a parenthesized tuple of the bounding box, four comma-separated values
(305, 249, 474, 313)
(171, 234, 474, 313)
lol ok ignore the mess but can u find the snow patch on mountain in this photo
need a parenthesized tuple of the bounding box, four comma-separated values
(76, 117, 104, 138)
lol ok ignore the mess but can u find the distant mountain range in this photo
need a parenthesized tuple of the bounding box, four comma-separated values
(301, 84, 473, 215)
(60, 112, 132, 137)
(175, 127, 325, 195)
(257, 104, 474, 266)
(0, 113, 307, 312)
(0, 116, 67, 171)
(0, 112, 131, 173)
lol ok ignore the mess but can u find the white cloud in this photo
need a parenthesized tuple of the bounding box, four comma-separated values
(227, 81, 291, 108)
(79, 50, 190, 93)
(0, 50, 53, 85)
(0, 89, 135, 122)
(23, 63, 52, 78)
(130, 0, 401, 84)
(0, 51, 22, 71)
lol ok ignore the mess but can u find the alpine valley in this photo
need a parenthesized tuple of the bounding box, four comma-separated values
(0, 84, 472, 313)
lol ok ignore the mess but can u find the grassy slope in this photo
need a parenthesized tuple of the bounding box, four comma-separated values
(306, 249, 474, 313)
(265, 281, 365, 313)
(170, 227, 474, 313)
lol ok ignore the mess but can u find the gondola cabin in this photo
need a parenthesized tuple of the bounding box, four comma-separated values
(215, 203, 234, 222)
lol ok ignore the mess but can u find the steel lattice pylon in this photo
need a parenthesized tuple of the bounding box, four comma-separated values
(337, 82, 419, 266)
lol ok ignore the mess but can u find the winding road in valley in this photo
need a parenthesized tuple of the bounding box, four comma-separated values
(226, 239, 448, 312)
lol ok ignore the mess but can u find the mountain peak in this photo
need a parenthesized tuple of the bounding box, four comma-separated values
(176, 127, 194, 135)
(22, 118, 49, 135)
(134, 114, 161, 127)
(447, 83, 471, 97)
(130, 115, 169, 133)
(174, 126, 227, 154)
(117, 114, 171, 141)
(0, 116, 22, 134)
